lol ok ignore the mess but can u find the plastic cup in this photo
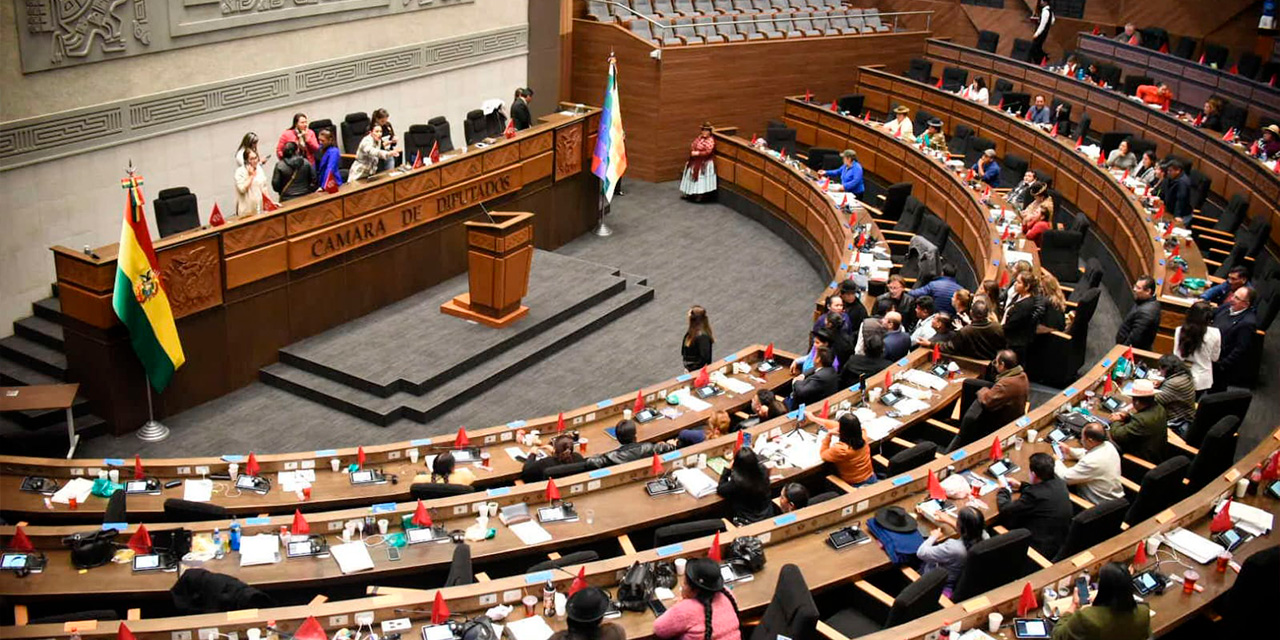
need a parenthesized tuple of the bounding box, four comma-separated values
(623, 409, 634, 421)
(109, 469, 120, 483)
(1216, 552, 1231, 573)
(987, 612, 1003, 633)
(330, 458, 341, 473)
(302, 487, 312, 501)
(522, 595, 539, 616)
(1235, 478, 1248, 498)
(481, 452, 492, 469)
(1182, 570, 1199, 594)
(227, 463, 238, 482)
(578, 438, 589, 454)
(69, 496, 77, 510)
(378, 519, 389, 535)
(408, 449, 419, 464)
(1026, 429, 1039, 444)
(585, 509, 595, 525)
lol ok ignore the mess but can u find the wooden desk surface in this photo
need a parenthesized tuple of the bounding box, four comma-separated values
(0, 384, 79, 412)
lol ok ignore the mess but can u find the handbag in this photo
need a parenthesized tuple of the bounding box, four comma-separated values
(616, 561, 655, 611)
(727, 535, 766, 573)
(653, 560, 677, 590)
(64, 529, 118, 569)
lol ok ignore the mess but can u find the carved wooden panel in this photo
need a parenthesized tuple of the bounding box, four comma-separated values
(518, 132, 553, 158)
(285, 199, 344, 237)
(223, 216, 286, 255)
(394, 169, 441, 201)
(158, 237, 223, 318)
(554, 122, 584, 182)
(342, 183, 396, 219)
(521, 152, 554, 184)
(441, 156, 484, 187)
(482, 143, 522, 174)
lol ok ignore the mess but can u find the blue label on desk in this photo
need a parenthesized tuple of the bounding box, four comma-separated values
(596, 398, 613, 409)
(724, 353, 738, 362)
(487, 487, 511, 497)
(314, 449, 338, 457)
(829, 281, 838, 288)
(104, 458, 126, 467)
(1156, 278, 1163, 285)
(655, 543, 684, 557)
(1102, 359, 1112, 367)
(950, 450, 967, 460)
(892, 475, 912, 486)
(661, 451, 681, 462)
(839, 263, 847, 271)
(371, 503, 397, 514)
(589, 469, 611, 479)
(773, 513, 798, 526)
(897, 358, 909, 367)
(410, 438, 432, 446)
(848, 244, 854, 250)
(1062, 387, 1078, 396)
(992, 259, 1000, 266)
(524, 570, 554, 584)
(506, 420, 526, 429)
(221, 455, 245, 463)
(1158, 259, 1165, 266)
(677, 373, 693, 382)
(102, 522, 127, 531)
(1017, 416, 1031, 427)
(245, 517, 271, 526)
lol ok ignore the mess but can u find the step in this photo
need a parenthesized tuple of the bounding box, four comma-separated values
(0, 413, 109, 457)
(0, 356, 62, 387)
(261, 278, 655, 425)
(0, 336, 67, 379)
(32, 297, 63, 323)
(14, 315, 64, 350)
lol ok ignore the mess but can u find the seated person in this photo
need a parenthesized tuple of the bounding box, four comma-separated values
(881, 311, 911, 361)
(716, 448, 775, 524)
(996, 452, 1073, 558)
(925, 312, 955, 345)
(736, 389, 787, 429)
(939, 298, 1007, 360)
(921, 119, 948, 152)
(841, 333, 893, 387)
(1055, 423, 1125, 504)
(520, 434, 585, 483)
(915, 506, 986, 598)
(821, 149, 865, 197)
(872, 275, 915, 318)
(809, 410, 876, 486)
(1196, 97, 1225, 133)
(586, 419, 676, 469)
(1105, 138, 1137, 170)
(951, 350, 1028, 452)
(1199, 264, 1250, 305)
(1135, 83, 1173, 111)
(1006, 170, 1038, 209)
(1051, 563, 1151, 640)
(676, 410, 730, 447)
(882, 105, 915, 139)
(653, 558, 743, 640)
(1107, 379, 1168, 462)
(1026, 95, 1052, 125)
(1061, 54, 1080, 78)
(1252, 124, 1280, 159)
(788, 346, 839, 408)
(778, 483, 810, 513)
(1020, 183, 1053, 247)
(1115, 23, 1139, 44)
(909, 296, 939, 344)
(1134, 150, 1160, 186)
(973, 148, 1001, 187)
(413, 451, 476, 485)
(553, 587, 626, 640)
(963, 77, 989, 104)
(1152, 355, 1196, 433)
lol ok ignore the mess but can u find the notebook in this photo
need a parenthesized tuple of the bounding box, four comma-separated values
(509, 521, 553, 545)
(330, 541, 375, 574)
(505, 616, 553, 640)
(672, 468, 718, 499)
(238, 534, 280, 567)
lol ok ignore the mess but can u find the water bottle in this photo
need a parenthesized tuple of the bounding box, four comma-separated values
(230, 517, 242, 552)
(213, 528, 225, 559)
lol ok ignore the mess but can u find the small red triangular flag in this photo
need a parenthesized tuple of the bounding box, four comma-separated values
(1230, 63, 1238, 75)
(128, 524, 153, 554)
(694, 366, 710, 388)
(708, 531, 722, 562)
(651, 453, 663, 476)
(863, 112, 870, 123)
(261, 193, 279, 212)
(323, 172, 339, 194)
(734, 430, 745, 454)
(1049, 122, 1058, 137)
(134, 455, 145, 480)
(1075, 135, 1084, 149)
(1017, 582, 1039, 617)
(209, 203, 225, 226)
(999, 269, 1010, 288)
(1199, 53, 1206, 65)
(357, 446, 366, 469)
(504, 118, 516, 139)
(431, 591, 450, 624)
(633, 390, 644, 414)
(997, 97, 1005, 110)
(412, 150, 423, 169)
(830, 99, 839, 112)
(1170, 265, 1185, 285)
(1159, 43, 1169, 54)
(1104, 372, 1114, 396)
(1261, 451, 1280, 480)
(546, 478, 561, 502)
(965, 168, 974, 182)
(1123, 346, 1135, 365)
(927, 469, 946, 500)
(884, 369, 892, 391)
(764, 343, 774, 360)
(8, 526, 33, 552)
(1171, 243, 1180, 258)
(429, 140, 440, 164)
(935, 76, 944, 89)
(556, 411, 566, 432)
(455, 427, 470, 448)
(1097, 152, 1107, 167)
(803, 89, 812, 102)
(819, 399, 830, 419)
(294, 617, 327, 640)
(569, 566, 588, 595)
(1133, 540, 1148, 567)
(990, 436, 1003, 461)
(118, 622, 137, 640)
(292, 509, 310, 535)
(1091, 25, 1100, 35)
(246, 452, 259, 476)
(932, 343, 941, 363)
(412, 500, 432, 527)
(1210, 498, 1234, 533)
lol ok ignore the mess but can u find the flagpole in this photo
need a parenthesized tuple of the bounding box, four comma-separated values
(593, 185, 612, 237)
(136, 375, 170, 442)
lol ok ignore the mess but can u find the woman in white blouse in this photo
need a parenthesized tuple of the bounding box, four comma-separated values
(964, 77, 989, 105)
(1173, 301, 1221, 392)
(234, 147, 267, 216)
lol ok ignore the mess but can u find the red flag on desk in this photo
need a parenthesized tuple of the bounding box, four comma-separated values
(261, 193, 279, 212)
(734, 430, 745, 454)
(651, 453, 663, 476)
(1039, 57, 1048, 68)
(1271, 74, 1278, 87)
(1171, 243, 1181, 258)
(1131, 540, 1148, 568)
(546, 478, 561, 502)
(999, 269, 1010, 288)
(412, 500, 432, 527)
(884, 369, 892, 391)
(431, 591, 450, 624)
(1097, 152, 1106, 167)
(569, 567, 588, 595)
(323, 172, 340, 194)
(134, 455, 145, 480)
(1074, 134, 1083, 150)
(1017, 582, 1039, 617)
(935, 76, 944, 89)
(1193, 112, 1204, 127)
(983, 183, 992, 198)
(764, 343, 774, 361)
(1250, 140, 1260, 156)
(1121, 168, 1129, 181)
(556, 411, 566, 433)
(429, 140, 441, 164)
(295, 617, 326, 640)
(927, 469, 946, 500)
(1123, 346, 1135, 363)
(819, 399, 830, 419)
(997, 96, 1004, 110)
(454, 427, 470, 448)
(708, 531, 723, 562)
(1000, 225, 1010, 241)
(1159, 42, 1169, 54)
(1261, 451, 1280, 480)
(965, 168, 974, 182)
(1223, 128, 1237, 142)
(412, 150, 423, 169)
(932, 343, 941, 363)
(1230, 63, 1239, 75)
(1025, 107, 1034, 121)
(209, 203, 225, 227)
(1128, 34, 1140, 46)
(830, 98, 839, 112)
(1091, 25, 1100, 36)
(1210, 498, 1234, 533)
(694, 366, 710, 388)
(357, 446, 366, 469)
(1198, 52, 1206, 65)
(246, 452, 259, 476)
(989, 436, 1004, 461)
(1154, 200, 1165, 220)
(292, 509, 310, 535)
(1103, 372, 1114, 396)
(118, 623, 137, 640)
(8, 526, 33, 552)
(803, 89, 812, 102)
(1170, 264, 1185, 285)
(863, 112, 870, 123)
(1049, 122, 1058, 137)
(128, 524, 152, 554)
(504, 118, 516, 139)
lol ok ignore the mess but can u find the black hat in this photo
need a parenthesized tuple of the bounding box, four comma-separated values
(874, 505, 919, 534)
(928, 119, 944, 129)
(839, 279, 862, 294)
(811, 328, 834, 344)
(684, 557, 724, 592)
(566, 587, 610, 624)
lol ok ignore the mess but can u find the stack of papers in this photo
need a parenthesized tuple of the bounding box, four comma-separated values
(892, 398, 932, 416)
(672, 468, 718, 498)
(863, 416, 902, 441)
(901, 370, 948, 391)
(1161, 527, 1225, 564)
(1214, 500, 1274, 536)
(278, 470, 314, 492)
(239, 534, 281, 567)
(505, 616, 554, 640)
(184, 478, 213, 502)
(718, 376, 755, 395)
(509, 521, 553, 545)
(1004, 248, 1035, 265)
(672, 389, 712, 412)
(888, 383, 930, 401)
(330, 541, 375, 574)
(51, 477, 94, 505)
(505, 447, 529, 462)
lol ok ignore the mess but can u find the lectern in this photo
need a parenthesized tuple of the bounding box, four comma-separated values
(440, 212, 535, 328)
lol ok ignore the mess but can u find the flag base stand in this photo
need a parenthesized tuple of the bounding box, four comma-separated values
(593, 221, 613, 237)
(137, 419, 170, 442)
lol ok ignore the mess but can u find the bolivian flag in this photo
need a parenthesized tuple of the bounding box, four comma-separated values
(112, 173, 185, 391)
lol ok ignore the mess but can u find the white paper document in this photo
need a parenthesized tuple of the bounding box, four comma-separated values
(672, 468, 718, 498)
(51, 477, 94, 505)
(183, 478, 213, 502)
(718, 376, 755, 395)
(509, 520, 553, 545)
(862, 416, 902, 442)
(239, 534, 281, 567)
(672, 390, 712, 412)
(505, 616, 554, 640)
(902, 369, 948, 391)
(330, 541, 375, 574)
(1214, 500, 1274, 536)
(1161, 527, 1225, 564)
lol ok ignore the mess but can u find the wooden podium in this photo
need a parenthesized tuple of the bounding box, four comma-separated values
(440, 212, 535, 328)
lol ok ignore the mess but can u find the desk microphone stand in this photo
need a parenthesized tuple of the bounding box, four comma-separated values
(136, 375, 170, 442)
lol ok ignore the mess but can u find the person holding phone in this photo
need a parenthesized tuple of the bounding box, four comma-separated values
(653, 558, 742, 640)
(1051, 563, 1150, 639)
(277, 113, 320, 163)
(914, 506, 987, 598)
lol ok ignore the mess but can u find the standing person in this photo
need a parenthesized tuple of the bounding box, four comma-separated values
(821, 149, 865, 197)
(881, 312, 911, 361)
(349, 125, 398, 181)
(716, 448, 774, 524)
(234, 148, 267, 216)
(910, 296, 939, 344)
(838, 279, 869, 337)
(952, 289, 973, 327)
(1174, 300, 1221, 393)
(1002, 273, 1042, 365)
(653, 558, 742, 640)
(314, 127, 343, 191)
(1160, 160, 1194, 224)
(681, 123, 718, 202)
(873, 275, 916, 318)
(1107, 379, 1168, 462)
(1037, 273, 1068, 332)
(1055, 423, 1125, 504)
(271, 142, 316, 202)
(1211, 287, 1258, 391)
(1115, 275, 1160, 350)
(915, 506, 986, 597)
(1028, 0, 1055, 66)
(521, 434, 585, 483)
(909, 263, 962, 315)
(235, 132, 261, 167)
(940, 298, 1007, 360)
(996, 452, 1073, 558)
(1051, 563, 1151, 640)
(551, 587, 626, 640)
(372, 108, 398, 171)
(808, 411, 876, 486)
(682, 305, 714, 371)
(277, 113, 319, 163)
(510, 88, 534, 131)
(814, 295, 852, 335)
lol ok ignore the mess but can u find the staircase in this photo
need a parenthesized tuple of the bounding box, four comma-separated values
(0, 288, 108, 455)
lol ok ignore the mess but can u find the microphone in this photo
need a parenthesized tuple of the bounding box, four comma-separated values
(477, 201, 498, 224)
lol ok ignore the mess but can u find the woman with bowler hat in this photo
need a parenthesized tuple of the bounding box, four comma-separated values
(653, 557, 742, 640)
(550, 587, 625, 640)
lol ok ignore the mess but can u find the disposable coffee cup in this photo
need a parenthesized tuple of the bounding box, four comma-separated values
(408, 449, 419, 464)
(1026, 429, 1039, 444)
(330, 458, 341, 473)
(675, 558, 688, 574)
(987, 612, 1003, 633)
(522, 595, 538, 616)
(108, 469, 120, 483)
(1235, 478, 1249, 498)
(227, 463, 238, 482)
(623, 409, 633, 421)
(378, 519, 389, 535)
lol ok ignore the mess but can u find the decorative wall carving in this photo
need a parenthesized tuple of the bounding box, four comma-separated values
(12, 0, 474, 72)
(158, 238, 223, 317)
(0, 24, 527, 170)
(554, 123, 582, 182)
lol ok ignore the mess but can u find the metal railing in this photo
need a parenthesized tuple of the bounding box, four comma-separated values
(590, 2, 934, 47)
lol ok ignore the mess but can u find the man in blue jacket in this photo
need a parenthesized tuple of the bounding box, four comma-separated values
(821, 149, 865, 197)
(909, 263, 964, 316)
(1200, 265, 1250, 305)
(973, 148, 1001, 187)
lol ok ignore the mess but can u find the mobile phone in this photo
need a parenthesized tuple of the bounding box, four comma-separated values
(386, 546, 401, 562)
(1075, 575, 1090, 606)
(164, 480, 183, 489)
(648, 599, 667, 617)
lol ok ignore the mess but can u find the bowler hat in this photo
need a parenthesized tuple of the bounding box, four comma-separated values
(1264, 124, 1280, 136)
(566, 587, 611, 624)
(684, 557, 724, 592)
(928, 119, 944, 129)
(874, 505, 919, 533)
(893, 105, 910, 115)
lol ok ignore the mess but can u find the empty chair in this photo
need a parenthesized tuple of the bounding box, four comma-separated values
(409, 483, 476, 500)
(1052, 499, 1128, 561)
(913, 109, 935, 135)
(629, 18, 659, 43)
(712, 0, 734, 13)
(444, 544, 474, 586)
(1096, 63, 1122, 87)
(341, 112, 370, 154)
(1236, 52, 1262, 79)
(793, 15, 822, 35)
(941, 67, 968, 92)
(463, 109, 488, 145)
(1173, 36, 1197, 60)
(823, 568, 949, 637)
(716, 15, 749, 40)
(766, 126, 797, 155)
(587, 1, 615, 21)
(403, 124, 435, 162)
(1122, 74, 1153, 96)
(1039, 230, 1086, 284)
(153, 187, 201, 238)
(885, 442, 938, 476)
(1202, 43, 1229, 69)
(750, 0, 772, 11)
(653, 0, 676, 15)
(1000, 91, 1030, 115)
(772, 16, 802, 37)
(1075, 114, 1092, 145)
(915, 215, 949, 253)
(484, 108, 506, 138)
(528, 550, 601, 573)
(948, 123, 973, 155)
(674, 17, 704, 42)
(427, 116, 454, 153)
(976, 30, 999, 53)
(951, 529, 1033, 601)
(963, 136, 994, 166)
(164, 498, 229, 521)
(890, 196, 925, 240)
(811, 10, 832, 34)
(1010, 38, 1033, 62)
(653, 518, 726, 547)
(837, 94, 864, 115)
(878, 181, 913, 221)
(1183, 390, 1251, 447)
(308, 118, 335, 139)
(1185, 416, 1240, 491)
(826, 10, 855, 34)
(694, 16, 725, 42)
(104, 490, 127, 524)
(1211, 194, 1249, 234)
(991, 78, 1014, 106)
(906, 58, 933, 84)
(845, 8, 868, 33)
(805, 147, 838, 170)
(1220, 103, 1248, 132)
(172, 568, 273, 614)
(749, 565, 819, 640)
(1001, 154, 1028, 189)
(862, 8, 891, 32)
(674, 0, 700, 15)
(633, 0, 656, 16)
(1071, 258, 1104, 300)
(1123, 456, 1190, 525)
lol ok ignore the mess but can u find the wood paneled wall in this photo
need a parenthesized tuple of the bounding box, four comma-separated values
(570, 20, 929, 181)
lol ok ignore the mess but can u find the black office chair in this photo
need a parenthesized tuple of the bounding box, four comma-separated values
(403, 124, 436, 162)
(164, 498, 229, 521)
(806, 147, 838, 171)
(1070, 261, 1103, 302)
(409, 483, 476, 500)
(1126, 137, 1156, 159)
(914, 109, 935, 137)
(1050, 99, 1073, 138)
(1187, 169, 1211, 213)
(427, 116, 454, 153)
(992, 78, 1014, 107)
(906, 58, 933, 84)
(941, 67, 968, 92)
(653, 519, 725, 547)
(1052, 498, 1128, 561)
(1209, 194, 1249, 235)
(444, 544, 474, 586)
(463, 109, 488, 145)
(1099, 131, 1132, 155)
(545, 461, 593, 478)
(1031, 287, 1098, 387)
(527, 551, 601, 573)
(1010, 38, 1033, 62)
(1037, 229, 1085, 285)
(1123, 456, 1190, 525)
(766, 126, 797, 156)
(103, 490, 127, 524)
(749, 564, 819, 640)
(948, 124, 973, 156)
(1075, 114, 1092, 145)
(951, 529, 1033, 601)
(1001, 154, 1028, 189)
(1185, 417, 1240, 492)
(309, 118, 336, 139)
(885, 442, 938, 477)
(171, 568, 274, 614)
(878, 182, 912, 222)
(1220, 103, 1248, 132)
(485, 109, 507, 138)
(976, 30, 999, 53)
(1172, 36, 1197, 60)
(914, 215, 949, 254)
(963, 136, 995, 166)
(838, 94, 865, 116)
(1139, 27, 1168, 52)
(947, 380, 1014, 453)
(1183, 390, 1251, 448)
(1001, 92, 1030, 115)
(1202, 43, 1229, 69)
(1122, 75, 1153, 97)
(1096, 63, 1122, 87)
(823, 568, 948, 637)
(341, 112, 371, 154)
(154, 187, 201, 238)
(810, 491, 840, 504)
(895, 196, 925, 235)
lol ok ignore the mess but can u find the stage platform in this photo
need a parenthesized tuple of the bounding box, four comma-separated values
(260, 251, 653, 425)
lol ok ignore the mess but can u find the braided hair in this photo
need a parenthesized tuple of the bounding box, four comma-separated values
(685, 558, 739, 640)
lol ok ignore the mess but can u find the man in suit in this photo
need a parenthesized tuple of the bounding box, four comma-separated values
(841, 334, 893, 387)
(1199, 265, 1250, 306)
(1161, 160, 1193, 224)
(511, 87, 534, 130)
(789, 346, 839, 408)
(1115, 275, 1160, 350)
(881, 312, 911, 361)
(996, 452, 1073, 558)
(940, 298, 1007, 360)
(1212, 286, 1259, 391)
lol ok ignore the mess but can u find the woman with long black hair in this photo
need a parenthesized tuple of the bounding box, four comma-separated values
(1052, 563, 1150, 640)
(715, 448, 774, 524)
(413, 451, 476, 486)
(550, 587, 626, 640)
(915, 505, 986, 597)
(682, 305, 715, 371)
(1174, 300, 1220, 392)
(653, 558, 742, 640)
